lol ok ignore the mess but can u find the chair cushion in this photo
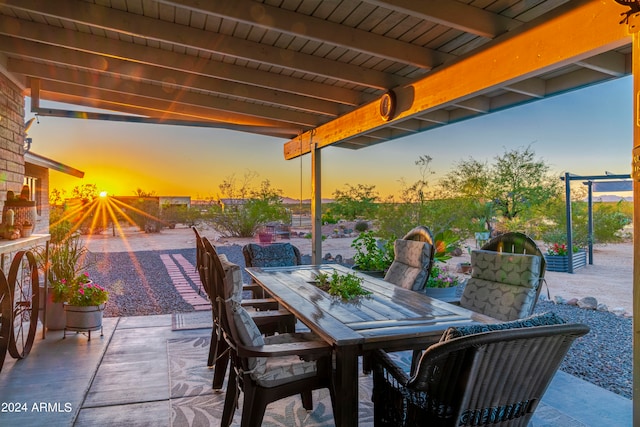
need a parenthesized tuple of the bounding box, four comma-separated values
(471, 250, 541, 288)
(245, 243, 298, 267)
(255, 333, 319, 387)
(462, 250, 543, 321)
(459, 277, 538, 321)
(440, 312, 566, 342)
(384, 239, 432, 290)
(218, 254, 245, 303)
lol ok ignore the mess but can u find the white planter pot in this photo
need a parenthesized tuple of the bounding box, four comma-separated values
(38, 286, 66, 330)
(64, 304, 105, 340)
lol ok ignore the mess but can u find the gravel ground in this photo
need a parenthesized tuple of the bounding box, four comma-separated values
(534, 299, 632, 399)
(87, 246, 632, 399)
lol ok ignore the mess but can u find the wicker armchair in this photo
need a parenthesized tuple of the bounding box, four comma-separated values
(460, 232, 547, 321)
(372, 320, 589, 427)
(218, 256, 335, 427)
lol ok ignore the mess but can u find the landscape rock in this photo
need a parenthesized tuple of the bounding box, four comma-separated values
(566, 298, 579, 306)
(611, 307, 628, 317)
(577, 297, 598, 310)
(597, 303, 609, 312)
(553, 295, 566, 304)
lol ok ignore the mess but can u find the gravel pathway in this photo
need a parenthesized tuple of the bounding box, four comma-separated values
(87, 246, 632, 399)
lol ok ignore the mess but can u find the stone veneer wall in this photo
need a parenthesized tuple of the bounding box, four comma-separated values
(0, 72, 26, 218)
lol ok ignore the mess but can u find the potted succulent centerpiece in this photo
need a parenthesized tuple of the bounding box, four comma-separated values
(351, 231, 393, 278)
(424, 264, 463, 302)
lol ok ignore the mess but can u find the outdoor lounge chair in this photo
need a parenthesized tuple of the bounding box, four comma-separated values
(371, 313, 589, 427)
(460, 232, 547, 322)
(218, 256, 335, 427)
(383, 225, 435, 291)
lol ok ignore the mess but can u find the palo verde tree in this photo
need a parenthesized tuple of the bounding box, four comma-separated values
(329, 183, 379, 220)
(440, 146, 560, 220)
(212, 172, 289, 237)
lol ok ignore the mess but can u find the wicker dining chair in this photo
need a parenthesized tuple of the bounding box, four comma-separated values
(218, 256, 335, 427)
(371, 315, 589, 427)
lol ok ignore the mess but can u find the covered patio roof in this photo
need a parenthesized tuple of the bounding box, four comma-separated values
(0, 1, 631, 149)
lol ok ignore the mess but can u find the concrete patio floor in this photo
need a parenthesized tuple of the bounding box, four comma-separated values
(0, 314, 631, 427)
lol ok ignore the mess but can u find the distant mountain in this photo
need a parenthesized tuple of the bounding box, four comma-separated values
(588, 194, 633, 202)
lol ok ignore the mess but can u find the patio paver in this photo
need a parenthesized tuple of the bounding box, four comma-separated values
(0, 315, 631, 426)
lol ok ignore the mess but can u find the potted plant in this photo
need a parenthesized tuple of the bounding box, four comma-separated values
(544, 242, 587, 272)
(64, 279, 109, 340)
(20, 220, 34, 238)
(38, 222, 95, 330)
(351, 231, 393, 278)
(424, 264, 463, 301)
(313, 270, 372, 301)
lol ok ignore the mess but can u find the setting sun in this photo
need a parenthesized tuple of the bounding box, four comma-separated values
(99, 191, 108, 198)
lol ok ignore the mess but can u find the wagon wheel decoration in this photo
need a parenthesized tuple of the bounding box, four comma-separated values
(0, 269, 11, 372)
(7, 250, 39, 359)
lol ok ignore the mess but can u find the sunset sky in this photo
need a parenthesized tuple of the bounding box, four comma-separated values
(24, 76, 633, 201)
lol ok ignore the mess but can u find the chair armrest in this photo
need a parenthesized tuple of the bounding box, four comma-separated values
(239, 340, 332, 358)
(371, 349, 411, 386)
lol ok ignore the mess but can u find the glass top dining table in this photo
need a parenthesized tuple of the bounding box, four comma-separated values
(245, 264, 495, 427)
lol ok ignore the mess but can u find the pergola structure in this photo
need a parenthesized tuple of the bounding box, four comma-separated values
(0, 0, 638, 421)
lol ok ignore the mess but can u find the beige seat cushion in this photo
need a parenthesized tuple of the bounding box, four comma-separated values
(460, 250, 542, 321)
(384, 239, 432, 290)
(222, 256, 319, 388)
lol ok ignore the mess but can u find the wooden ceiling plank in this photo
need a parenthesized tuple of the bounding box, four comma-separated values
(415, 110, 449, 124)
(10, 59, 322, 127)
(0, 15, 362, 105)
(504, 78, 546, 98)
(576, 50, 627, 77)
(359, 0, 518, 38)
(5, 0, 406, 89)
(35, 92, 296, 137)
(451, 96, 490, 113)
(0, 36, 343, 116)
(157, 0, 447, 69)
(284, 0, 630, 159)
(36, 79, 301, 132)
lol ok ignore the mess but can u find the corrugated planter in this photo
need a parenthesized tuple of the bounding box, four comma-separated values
(424, 284, 461, 303)
(544, 250, 587, 272)
(64, 303, 105, 340)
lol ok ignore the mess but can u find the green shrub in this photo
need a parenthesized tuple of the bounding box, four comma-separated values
(354, 220, 369, 232)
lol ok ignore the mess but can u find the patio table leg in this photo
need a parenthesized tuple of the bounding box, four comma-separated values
(333, 345, 359, 427)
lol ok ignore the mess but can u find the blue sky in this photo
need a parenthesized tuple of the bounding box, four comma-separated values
(25, 76, 633, 199)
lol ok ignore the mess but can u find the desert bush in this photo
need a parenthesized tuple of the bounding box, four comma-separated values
(354, 220, 369, 232)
